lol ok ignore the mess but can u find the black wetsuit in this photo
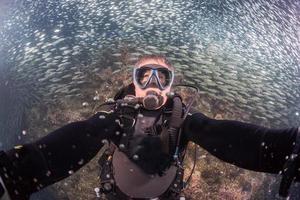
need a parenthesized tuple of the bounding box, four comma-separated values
(0, 86, 299, 199)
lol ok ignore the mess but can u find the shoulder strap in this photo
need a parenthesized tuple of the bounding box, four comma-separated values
(160, 95, 185, 159)
(168, 96, 184, 159)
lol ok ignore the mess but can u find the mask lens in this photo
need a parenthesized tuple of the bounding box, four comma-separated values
(135, 67, 152, 88)
(134, 65, 174, 89)
(156, 68, 172, 88)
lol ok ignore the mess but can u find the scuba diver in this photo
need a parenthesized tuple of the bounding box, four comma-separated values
(0, 54, 299, 200)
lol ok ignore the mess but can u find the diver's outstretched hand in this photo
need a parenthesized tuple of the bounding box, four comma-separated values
(127, 135, 172, 176)
(0, 111, 122, 199)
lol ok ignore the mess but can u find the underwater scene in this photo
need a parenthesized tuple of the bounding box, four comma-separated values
(0, 0, 299, 199)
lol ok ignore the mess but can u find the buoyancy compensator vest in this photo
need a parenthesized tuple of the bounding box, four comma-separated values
(97, 84, 190, 199)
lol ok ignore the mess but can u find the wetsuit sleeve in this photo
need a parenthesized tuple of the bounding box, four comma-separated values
(0, 111, 121, 199)
(182, 112, 298, 174)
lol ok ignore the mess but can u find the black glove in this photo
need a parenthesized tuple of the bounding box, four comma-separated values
(127, 135, 172, 176)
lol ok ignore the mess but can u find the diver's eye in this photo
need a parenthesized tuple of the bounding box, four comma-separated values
(140, 72, 150, 83)
(157, 72, 166, 85)
(143, 71, 151, 78)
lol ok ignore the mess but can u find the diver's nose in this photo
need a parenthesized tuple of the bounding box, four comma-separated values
(148, 75, 159, 88)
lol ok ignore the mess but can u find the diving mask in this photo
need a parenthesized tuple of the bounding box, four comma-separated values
(133, 64, 174, 90)
(133, 64, 174, 110)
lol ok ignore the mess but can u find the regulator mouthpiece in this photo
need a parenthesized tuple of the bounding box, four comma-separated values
(142, 91, 164, 110)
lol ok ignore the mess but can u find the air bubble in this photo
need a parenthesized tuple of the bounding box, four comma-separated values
(101, 139, 109, 144)
(99, 115, 106, 119)
(82, 102, 89, 107)
(22, 130, 27, 135)
(68, 170, 74, 174)
(46, 171, 51, 177)
(93, 96, 100, 101)
(78, 159, 84, 165)
(133, 154, 139, 160)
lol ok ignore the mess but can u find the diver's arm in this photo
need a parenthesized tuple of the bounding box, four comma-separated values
(0, 111, 121, 199)
(183, 112, 298, 174)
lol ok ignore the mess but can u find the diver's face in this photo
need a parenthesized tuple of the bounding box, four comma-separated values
(134, 59, 173, 107)
(139, 67, 169, 88)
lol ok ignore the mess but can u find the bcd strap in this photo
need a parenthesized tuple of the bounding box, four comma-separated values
(169, 96, 184, 128)
(168, 166, 185, 194)
(279, 127, 300, 197)
(98, 97, 141, 154)
(98, 144, 117, 194)
(116, 103, 140, 154)
(160, 96, 183, 156)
